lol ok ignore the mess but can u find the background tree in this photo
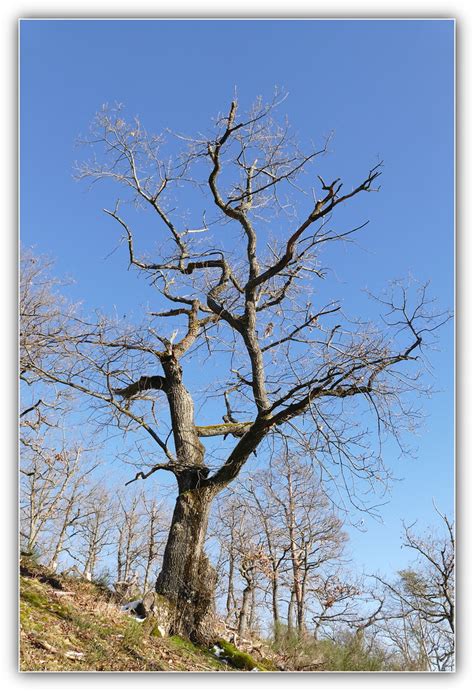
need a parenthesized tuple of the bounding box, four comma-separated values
(210, 494, 245, 626)
(261, 452, 347, 635)
(20, 249, 76, 419)
(115, 492, 143, 587)
(234, 479, 288, 637)
(27, 95, 448, 640)
(373, 507, 454, 671)
(45, 448, 99, 572)
(139, 496, 167, 594)
(20, 433, 98, 562)
(71, 487, 116, 582)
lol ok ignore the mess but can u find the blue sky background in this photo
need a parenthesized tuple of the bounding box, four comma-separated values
(20, 19, 454, 577)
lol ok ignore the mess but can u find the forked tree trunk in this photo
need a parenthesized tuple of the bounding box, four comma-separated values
(155, 479, 217, 642)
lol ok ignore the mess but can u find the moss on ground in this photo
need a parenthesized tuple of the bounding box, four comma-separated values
(215, 639, 269, 671)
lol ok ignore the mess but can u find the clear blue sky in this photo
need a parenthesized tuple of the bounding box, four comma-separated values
(20, 19, 454, 576)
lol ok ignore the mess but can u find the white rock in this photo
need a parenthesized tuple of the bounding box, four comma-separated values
(65, 650, 85, 660)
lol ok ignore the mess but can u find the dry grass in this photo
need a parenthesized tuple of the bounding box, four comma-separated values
(19, 559, 231, 672)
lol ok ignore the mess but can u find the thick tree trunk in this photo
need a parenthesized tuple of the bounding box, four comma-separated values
(155, 482, 217, 642)
(152, 354, 220, 641)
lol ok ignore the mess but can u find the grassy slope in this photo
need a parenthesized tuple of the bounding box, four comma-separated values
(19, 559, 395, 672)
(19, 561, 243, 672)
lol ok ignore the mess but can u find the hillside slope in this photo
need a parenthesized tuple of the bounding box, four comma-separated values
(19, 558, 272, 672)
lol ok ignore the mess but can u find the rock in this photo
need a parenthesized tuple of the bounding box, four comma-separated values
(140, 592, 175, 636)
(64, 650, 84, 660)
(211, 644, 225, 658)
(120, 592, 175, 636)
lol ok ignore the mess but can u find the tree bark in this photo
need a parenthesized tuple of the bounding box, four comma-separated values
(271, 574, 282, 639)
(288, 589, 295, 633)
(155, 482, 217, 642)
(238, 583, 253, 638)
(225, 541, 236, 623)
(152, 354, 220, 641)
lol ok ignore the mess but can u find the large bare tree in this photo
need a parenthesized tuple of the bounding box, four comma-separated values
(28, 94, 448, 640)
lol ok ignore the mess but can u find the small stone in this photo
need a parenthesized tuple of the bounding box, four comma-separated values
(64, 650, 84, 660)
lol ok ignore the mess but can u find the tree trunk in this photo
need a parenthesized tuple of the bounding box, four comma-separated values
(143, 505, 158, 592)
(155, 481, 217, 642)
(238, 584, 253, 638)
(249, 584, 257, 633)
(225, 547, 236, 623)
(153, 354, 221, 642)
(296, 598, 305, 634)
(271, 574, 282, 640)
(288, 589, 295, 632)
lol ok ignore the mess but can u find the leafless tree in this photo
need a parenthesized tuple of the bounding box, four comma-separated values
(235, 479, 288, 637)
(45, 450, 99, 572)
(139, 495, 168, 593)
(237, 546, 269, 638)
(20, 249, 76, 418)
(20, 249, 87, 563)
(115, 491, 143, 585)
(210, 495, 242, 625)
(263, 453, 347, 635)
(310, 575, 363, 639)
(20, 436, 96, 560)
(71, 486, 116, 581)
(210, 492, 268, 636)
(372, 507, 454, 670)
(212, 457, 358, 642)
(27, 94, 449, 640)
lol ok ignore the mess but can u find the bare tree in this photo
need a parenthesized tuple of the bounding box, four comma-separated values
(236, 480, 288, 637)
(310, 575, 363, 639)
(237, 546, 269, 638)
(115, 492, 143, 585)
(233, 454, 347, 638)
(140, 496, 167, 593)
(373, 507, 454, 670)
(210, 492, 268, 636)
(20, 437, 95, 560)
(265, 453, 347, 635)
(72, 487, 116, 581)
(46, 449, 99, 572)
(20, 249, 88, 564)
(20, 249, 76, 418)
(27, 94, 448, 640)
(210, 495, 242, 625)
